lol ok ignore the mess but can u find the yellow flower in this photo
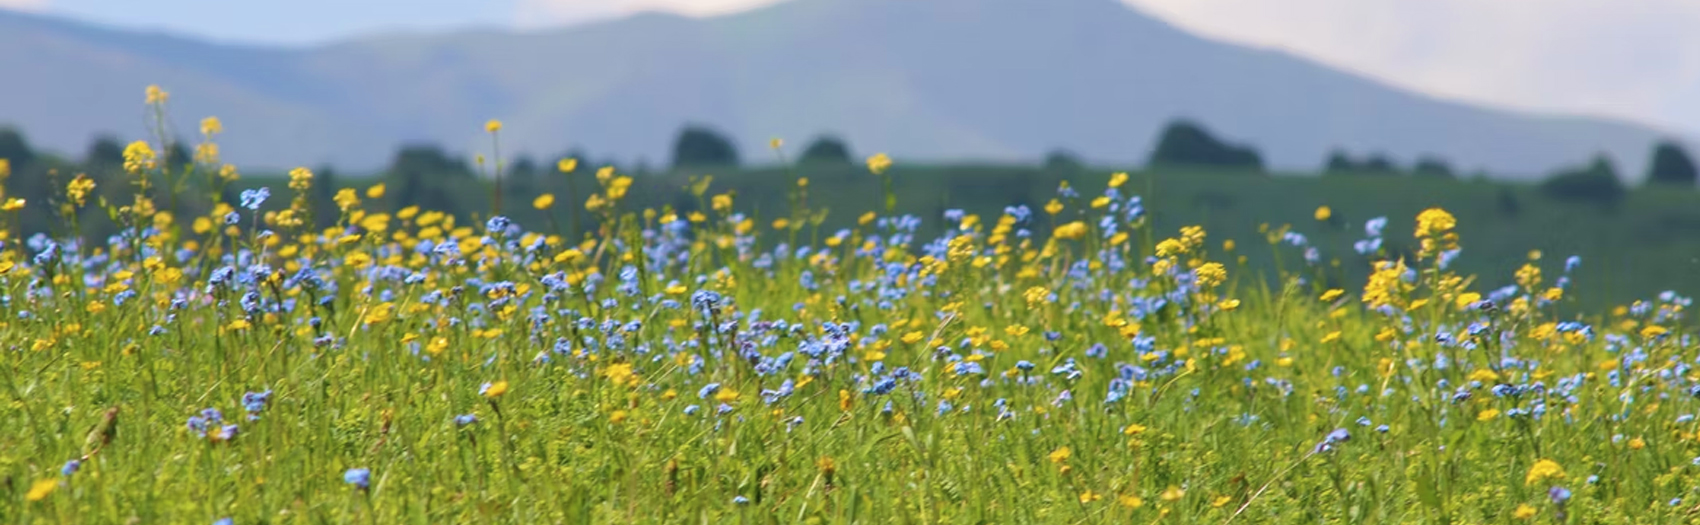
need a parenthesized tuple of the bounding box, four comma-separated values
(288, 167, 313, 190)
(1193, 262, 1227, 288)
(26, 478, 57, 501)
(1023, 286, 1051, 307)
(557, 158, 578, 173)
(533, 193, 555, 210)
(1515, 263, 1541, 290)
(866, 153, 892, 175)
(193, 117, 223, 139)
(1079, 490, 1101, 503)
(1320, 289, 1344, 302)
(1477, 408, 1500, 421)
(123, 141, 157, 173)
(67, 175, 96, 207)
(0, 158, 8, 178)
(1052, 221, 1088, 240)
(1414, 208, 1459, 256)
(1525, 458, 1564, 486)
(1160, 485, 1185, 502)
(1048, 446, 1071, 463)
(1, 198, 25, 212)
(334, 188, 360, 211)
(1108, 171, 1128, 188)
(481, 380, 509, 398)
(602, 363, 637, 387)
(1415, 208, 1456, 237)
(607, 176, 633, 200)
(1314, 206, 1332, 221)
(1044, 198, 1064, 215)
(1628, 437, 1646, 450)
(485, 119, 503, 133)
(1361, 259, 1412, 309)
(365, 183, 385, 199)
(1117, 494, 1144, 508)
(1154, 238, 1186, 258)
(714, 389, 740, 403)
(1642, 325, 1669, 339)
(1512, 504, 1536, 519)
(144, 84, 168, 104)
(1468, 369, 1500, 383)
(769, 138, 783, 149)
(1454, 292, 1481, 310)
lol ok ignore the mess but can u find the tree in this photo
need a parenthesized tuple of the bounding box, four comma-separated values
(1542, 153, 1626, 204)
(1646, 140, 1697, 187)
(1412, 156, 1456, 179)
(1043, 149, 1084, 173)
(389, 144, 472, 214)
(670, 125, 739, 169)
(798, 136, 852, 165)
(1495, 186, 1521, 216)
(1359, 154, 1398, 175)
(164, 140, 192, 173)
(0, 127, 37, 169)
(506, 155, 539, 200)
(1147, 120, 1263, 172)
(1323, 149, 1357, 174)
(84, 135, 125, 167)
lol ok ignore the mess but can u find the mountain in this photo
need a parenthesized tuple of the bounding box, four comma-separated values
(0, 0, 1676, 178)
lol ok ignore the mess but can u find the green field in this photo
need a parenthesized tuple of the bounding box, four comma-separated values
(4, 108, 1700, 523)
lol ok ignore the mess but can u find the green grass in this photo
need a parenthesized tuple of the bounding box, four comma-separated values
(3, 100, 1699, 523)
(2, 148, 1697, 523)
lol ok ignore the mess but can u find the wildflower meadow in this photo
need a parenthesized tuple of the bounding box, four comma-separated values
(4, 89, 1696, 523)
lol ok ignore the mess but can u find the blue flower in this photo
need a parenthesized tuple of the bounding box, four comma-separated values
(241, 390, 272, 418)
(344, 467, 371, 489)
(1364, 216, 1387, 237)
(454, 414, 478, 427)
(213, 519, 234, 525)
(733, 495, 750, 505)
(1314, 428, 1351, 453)
(1548, 486, 1572, 504)
(238, 187, 269, 210)
(61, 459, 82, 476)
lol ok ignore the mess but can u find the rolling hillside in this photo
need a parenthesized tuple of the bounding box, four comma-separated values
(0, 0, 1674, 176)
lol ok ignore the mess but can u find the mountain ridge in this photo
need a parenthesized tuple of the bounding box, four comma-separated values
(0, 1, 1675, 178)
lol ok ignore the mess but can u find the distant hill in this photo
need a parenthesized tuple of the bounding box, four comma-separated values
(0, 0, 1675, 177)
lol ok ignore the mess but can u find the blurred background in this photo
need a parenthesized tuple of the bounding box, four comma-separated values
(0, 0, 1696, 306)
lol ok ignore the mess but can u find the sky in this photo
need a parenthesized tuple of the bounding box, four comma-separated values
(4, 0, 1696, 136)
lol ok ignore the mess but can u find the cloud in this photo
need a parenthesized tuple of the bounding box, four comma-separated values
(1121, 0, 1700, 134)
(515, 0, 782, 26)
(0, 0, 48, 11)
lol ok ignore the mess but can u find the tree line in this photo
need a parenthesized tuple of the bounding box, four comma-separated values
(0, 117, 1693, 239)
